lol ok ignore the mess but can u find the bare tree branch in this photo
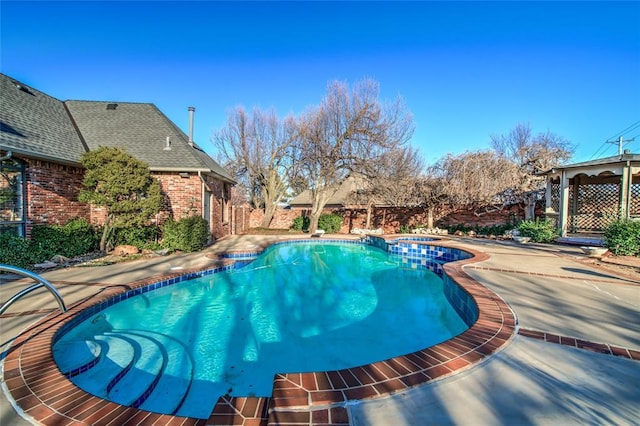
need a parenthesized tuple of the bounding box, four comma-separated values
(490, 123, 574, 218)
(294, 79, 415, 232)
(212, 107, 296, 227)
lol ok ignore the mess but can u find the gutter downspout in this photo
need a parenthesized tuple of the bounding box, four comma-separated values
(0, 151, 13, 161)
(198, 171, 206, 219)
(198, 171, 214, 240)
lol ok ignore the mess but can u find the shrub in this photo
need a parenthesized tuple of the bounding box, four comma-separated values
(604, 219, 640, 256)
(399, 224, 412, 233)
(476, 224, 513, 236)
(0, 232, 34, 268)
(31, 218, 99, 260)
(444, 224, 473, 234)
(292, 216, 310, 231)
(112, 225, 160, 250)
(516, 219, 558, 243)
(63, 218, 99, 256)
(318, 213, 343, 233)
(162, 216, 210, 252)
(443, 223, 514, 236)
(30, 225, 62, 261)
(0, 219, 98, 269)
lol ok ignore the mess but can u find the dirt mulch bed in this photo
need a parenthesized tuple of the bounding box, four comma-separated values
(578, 253, 640, 282)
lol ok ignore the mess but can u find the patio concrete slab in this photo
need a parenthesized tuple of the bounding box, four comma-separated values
(349, 334, 640, 426)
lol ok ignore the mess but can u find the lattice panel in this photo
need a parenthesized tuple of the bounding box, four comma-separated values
(570, 183, 620, 232)
(550, 182, 560, 212)
(631, 182, 640, 216)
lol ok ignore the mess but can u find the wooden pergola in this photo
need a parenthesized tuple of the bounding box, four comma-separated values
(543, 152, 640, 238)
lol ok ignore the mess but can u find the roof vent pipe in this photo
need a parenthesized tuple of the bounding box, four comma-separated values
(188, 106, 195, 146)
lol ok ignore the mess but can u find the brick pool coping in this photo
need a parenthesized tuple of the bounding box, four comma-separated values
(2, 240, 516, 426)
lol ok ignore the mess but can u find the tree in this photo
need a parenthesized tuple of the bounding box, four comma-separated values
(413, 172, 449, 230)
(490, 123, 574, 219)
(79, 147, 163, 252)
(348, 146, 424, 228)
(213, 107, 296, 228)
(424, 150, 520, 224)
(294, 79, 415, 233)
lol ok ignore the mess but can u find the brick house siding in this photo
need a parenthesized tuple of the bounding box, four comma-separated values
(12, 156, 233, 241)
(23, 157, 90, 236)
(203, 175, 231, 240)
(153, 172, 203, 219)
(90, 173, 232, 240)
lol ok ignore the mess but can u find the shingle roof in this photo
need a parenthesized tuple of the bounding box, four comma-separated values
(65, 101, 234, 182)
(0, 73, 87, 164)
(0, 73, 233, 183)
(289, 175, 370, 207)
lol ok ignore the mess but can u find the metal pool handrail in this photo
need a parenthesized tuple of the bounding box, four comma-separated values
(0, 264, 67, 316)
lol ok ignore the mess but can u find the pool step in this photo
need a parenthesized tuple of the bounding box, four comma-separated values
(53, 339, 102, 376)
(65, 335, 136, 398)
(56, 329, 194, 415)
(129, 330, 194, 415)
(106, 331, 164, 406)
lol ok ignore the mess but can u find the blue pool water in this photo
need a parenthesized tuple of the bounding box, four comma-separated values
(53, 242, 468, 418)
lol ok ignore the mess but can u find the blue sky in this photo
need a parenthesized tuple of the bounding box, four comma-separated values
(2, 1, 639, 165)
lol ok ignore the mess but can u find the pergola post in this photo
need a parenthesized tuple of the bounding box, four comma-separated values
(559, 170, 570, 237)
(620, 162, 632, 220)
(545, 178, 553, 210)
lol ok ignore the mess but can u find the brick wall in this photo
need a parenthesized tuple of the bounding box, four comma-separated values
(24, 158, 90, 234)
(153, 172, 202, 219)
(243, 202, 544, 234)
(435, 205, 529, 229)
(232, 206, 252, 234)
(248, 207, 301, 230)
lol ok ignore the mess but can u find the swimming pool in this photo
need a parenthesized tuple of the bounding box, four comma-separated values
(52, 240, 472, 419)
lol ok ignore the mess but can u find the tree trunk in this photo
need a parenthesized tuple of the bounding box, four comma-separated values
(308, 187, 333, 233)
(365, 203, 373, 229)
(260, 169, 286, 229)
(426, 206, 434, 229)
(100, 214, 113, 252)
(308, 206, 321, 234)
(523, 194, 536, 220)
(261, 202, 276, 228)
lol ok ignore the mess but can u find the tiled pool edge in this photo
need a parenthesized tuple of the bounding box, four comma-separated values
(2, 239, 515, 426)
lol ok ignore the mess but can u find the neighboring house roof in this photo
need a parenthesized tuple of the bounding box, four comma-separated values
(289, 175, 372, 208)
(1, 73, 234, 183)
(0, 73, 87, 165)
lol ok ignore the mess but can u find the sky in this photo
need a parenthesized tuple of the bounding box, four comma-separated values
(2, 1, 639, 166)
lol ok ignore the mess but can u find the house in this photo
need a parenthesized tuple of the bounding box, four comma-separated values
(288, 174, 374, 209)
(0, 73, 235, 239)
(288, 174, 403, 232)
(542, 152, 640, 239)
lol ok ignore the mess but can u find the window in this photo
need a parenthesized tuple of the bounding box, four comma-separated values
(0, 157, 25, 236)
(221, 183, 229, 224)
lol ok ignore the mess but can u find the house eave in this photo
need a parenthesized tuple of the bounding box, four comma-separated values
(149, 167, 236, 184)
(1, 148, 82, 167)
